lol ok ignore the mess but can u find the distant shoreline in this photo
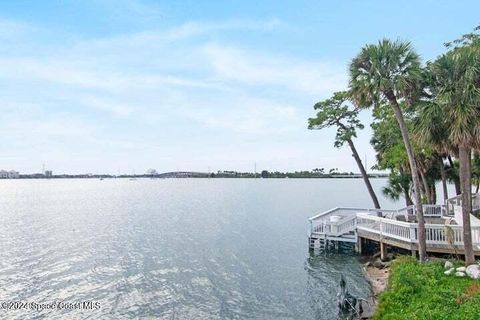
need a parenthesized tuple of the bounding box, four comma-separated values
(0, 174, 388, 180)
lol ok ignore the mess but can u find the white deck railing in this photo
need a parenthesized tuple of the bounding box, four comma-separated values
(446, 193, 480, 214)
(356, 213, 412, 242)
(314, 214, 357, 236)
(397, 204, 445, 217)
(309, 205, 446, 236)
(309, 193, 480, 250)
(356, 212, 480, 247)
(309, 207, 397, 236)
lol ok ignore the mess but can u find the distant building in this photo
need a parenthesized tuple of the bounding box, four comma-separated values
(45, 170, 53, 178)
(0, 170, 20, 179)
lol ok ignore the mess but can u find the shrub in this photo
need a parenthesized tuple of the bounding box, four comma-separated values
(373, 256, 480, 319)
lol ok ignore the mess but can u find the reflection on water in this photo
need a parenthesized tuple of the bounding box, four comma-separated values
(0, 178, 388, 319)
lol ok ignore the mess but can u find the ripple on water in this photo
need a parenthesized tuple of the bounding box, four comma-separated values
(0, 179, 380, 319)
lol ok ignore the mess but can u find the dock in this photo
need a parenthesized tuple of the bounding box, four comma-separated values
(308, 193, 480, 258)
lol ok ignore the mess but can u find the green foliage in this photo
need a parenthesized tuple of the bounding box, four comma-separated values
(349, 39, 423, 108)
(414, 100, 451, 153)
(370, 104, 407, 169)
(260, 170, 270, 178)
(370, 104, 414, 204)
(311, 26, 480, 209)
(444, 25, 480, 49)
(373, 257, 480, 320)
(428, 38, 480, 148)
(308, 91, 364, 148)
(210, 170, 359, 178)
(382, 171, 411, 202)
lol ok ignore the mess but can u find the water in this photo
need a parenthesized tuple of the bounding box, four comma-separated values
(0, 178, 394, 319)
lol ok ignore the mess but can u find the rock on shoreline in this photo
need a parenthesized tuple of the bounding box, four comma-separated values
(359, 257, 391, 319)
(365, 264, 390, 297)
(443, 260, 480, 279)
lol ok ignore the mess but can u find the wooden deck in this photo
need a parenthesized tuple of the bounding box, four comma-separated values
(308, 195, 480, 256)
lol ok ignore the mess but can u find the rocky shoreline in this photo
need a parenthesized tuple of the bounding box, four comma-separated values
(364, 264, 389, 297)
(362, 254, 393, 294)
(357, 254, 393, 319)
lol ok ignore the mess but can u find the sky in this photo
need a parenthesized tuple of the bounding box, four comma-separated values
(0, 0, 478, 174)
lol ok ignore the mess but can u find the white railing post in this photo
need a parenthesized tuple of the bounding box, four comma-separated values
(409, 225, 416, 243)
(472, 227, 480, 246)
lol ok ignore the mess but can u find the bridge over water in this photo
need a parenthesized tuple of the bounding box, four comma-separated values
(155, 171, 210, 178)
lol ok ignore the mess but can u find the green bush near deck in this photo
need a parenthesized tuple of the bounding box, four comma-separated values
(373, 256, 480, 320)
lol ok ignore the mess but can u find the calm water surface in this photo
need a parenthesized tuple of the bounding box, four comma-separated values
(0, 178, 395, 319)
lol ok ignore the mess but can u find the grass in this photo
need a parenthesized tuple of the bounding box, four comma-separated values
(373, 256, 480, 320)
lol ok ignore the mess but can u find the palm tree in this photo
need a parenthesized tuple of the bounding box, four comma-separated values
(429, 43, 480, 265)
(308, 91, 381, 209)
(415, 63, 466, 203)
(414, 99, 456, 203)
(382, 170, 413, 206)
(349, 39, 427, 261)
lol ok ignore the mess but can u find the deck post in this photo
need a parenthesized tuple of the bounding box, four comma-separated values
(356, 236, 363, 255)
(411, 247, 417, 258)
(380, 241, 387, 261)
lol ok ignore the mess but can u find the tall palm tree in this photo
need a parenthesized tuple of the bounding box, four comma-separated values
(349, 39, 427, 261)
(429, 43, 480, 265)
(308, 91, 381, 209)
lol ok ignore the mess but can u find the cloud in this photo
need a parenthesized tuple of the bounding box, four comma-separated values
(80, 96, 135, 117)
(0, 13, 357, 173)
(184, 97, 301, 134)
(165, 18, 286, 40)
(0, 107, 97, 155)
(0, 17, 344, 135)
(75, 17, 286, 51)
(0, 58, 123, 90)
(203, 44, 347, 96)
(0, 57, 224, 93)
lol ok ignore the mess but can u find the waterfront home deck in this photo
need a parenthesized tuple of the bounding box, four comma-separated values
(308, 193, 480, 257)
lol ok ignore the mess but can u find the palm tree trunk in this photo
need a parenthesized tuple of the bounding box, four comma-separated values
(399, 166, 413, 206)
(403, 179, 414, 206)
(419, 169, 431, 204)
(448, 155, 461, 195)
(439, 157, 449, 203)
(459, 145, 475, 265)
(430, 181, 437, 205)
(346, 138, 381, 210)
(386, 91, 426, 261)
(405, 193, 413, 206)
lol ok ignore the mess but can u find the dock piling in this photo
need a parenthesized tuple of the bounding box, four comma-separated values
(380, 241, 387, 261)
